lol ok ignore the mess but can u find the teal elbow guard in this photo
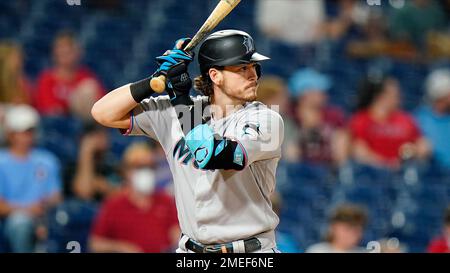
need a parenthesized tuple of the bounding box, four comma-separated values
(185, 124, 246, 170)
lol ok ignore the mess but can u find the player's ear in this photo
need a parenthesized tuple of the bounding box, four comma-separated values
(209, 68, 223, 85)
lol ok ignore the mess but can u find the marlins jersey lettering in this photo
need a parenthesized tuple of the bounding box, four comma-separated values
(123, 95, 284, 249)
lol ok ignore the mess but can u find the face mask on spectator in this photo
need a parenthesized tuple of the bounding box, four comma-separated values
(131, 168, 156, 195)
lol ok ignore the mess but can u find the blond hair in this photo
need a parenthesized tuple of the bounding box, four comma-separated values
(0, 41, 29, 104)
(122, 142, 153, 167)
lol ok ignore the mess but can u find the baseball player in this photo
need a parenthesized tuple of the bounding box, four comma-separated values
(91, 30, 284, 253)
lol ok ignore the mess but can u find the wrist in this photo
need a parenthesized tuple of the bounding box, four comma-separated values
(130, 77, 155, 103)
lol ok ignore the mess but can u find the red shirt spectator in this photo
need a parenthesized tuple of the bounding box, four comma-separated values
(350, 76, 429, 167)
(34, 67, 105, 115)
(91, 190, 179, 253)
(33, 31, 105, 118)
(349, 110, 420, 163)
(427, 237, 450, 253)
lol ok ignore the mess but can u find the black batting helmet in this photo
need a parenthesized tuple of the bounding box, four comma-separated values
(198, 30, 270, 76)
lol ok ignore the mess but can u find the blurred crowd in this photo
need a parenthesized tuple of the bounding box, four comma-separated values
(0, 0, 450, 253)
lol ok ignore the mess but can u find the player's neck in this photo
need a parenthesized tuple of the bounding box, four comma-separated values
(211, 90, 244, 119)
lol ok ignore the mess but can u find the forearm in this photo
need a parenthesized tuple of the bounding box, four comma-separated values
(352, 140, 386, 166)
(331, 129, 350, 166)
(72, 149, 96, 200)
(91, 84, 138, 129)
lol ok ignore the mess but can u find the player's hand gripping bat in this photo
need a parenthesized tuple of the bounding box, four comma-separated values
(150, 0, 242, 93)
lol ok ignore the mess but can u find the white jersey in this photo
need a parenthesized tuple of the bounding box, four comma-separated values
(123, 95, 284, 248)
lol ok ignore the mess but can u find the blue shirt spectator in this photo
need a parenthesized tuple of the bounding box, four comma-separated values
(0, 105, 62, 252)
(0, 149, 61, 207)
(415, 69, 450, 170)
(415, 106, 450, 169)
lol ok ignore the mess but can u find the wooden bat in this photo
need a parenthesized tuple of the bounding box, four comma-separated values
(150, 0, 242, 93)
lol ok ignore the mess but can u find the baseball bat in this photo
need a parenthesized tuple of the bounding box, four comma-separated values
(150, 0, 242, 93)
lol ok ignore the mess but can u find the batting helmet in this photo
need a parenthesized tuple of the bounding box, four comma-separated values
(198, 30, 270, 76)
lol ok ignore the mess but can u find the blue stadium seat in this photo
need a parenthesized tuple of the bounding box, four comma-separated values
(278, 163, 336, 247)
(45, 199, 98, 253)
(37, 116, 84, 164)
(0, 220, 10, 253)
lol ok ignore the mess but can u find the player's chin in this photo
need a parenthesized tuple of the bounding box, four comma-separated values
(244, 87, 257, 101)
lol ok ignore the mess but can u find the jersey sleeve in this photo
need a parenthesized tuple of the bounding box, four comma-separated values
(229, 108, 284, 165)
(121, 96, 173, 141)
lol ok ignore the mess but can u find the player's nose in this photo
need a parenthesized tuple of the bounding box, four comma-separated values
(246, 65, 257, 81)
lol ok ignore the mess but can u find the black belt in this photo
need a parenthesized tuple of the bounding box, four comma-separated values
(185, 237, 262, 253)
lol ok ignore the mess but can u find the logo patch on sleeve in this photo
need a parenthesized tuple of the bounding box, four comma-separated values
(242, 122, 261, 140)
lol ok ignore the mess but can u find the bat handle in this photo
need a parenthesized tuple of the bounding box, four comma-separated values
(150, 75, 166, 93)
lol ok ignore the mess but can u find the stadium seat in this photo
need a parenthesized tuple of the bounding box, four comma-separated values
(45, 199, 98, 253)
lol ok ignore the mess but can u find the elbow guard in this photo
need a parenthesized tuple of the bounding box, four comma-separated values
(185, 124, 246, 170)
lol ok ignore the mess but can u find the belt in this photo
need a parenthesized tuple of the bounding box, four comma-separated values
(185, 237, 262, 253)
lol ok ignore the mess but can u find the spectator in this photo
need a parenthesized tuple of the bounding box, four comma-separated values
(345, 6, 419, 61)
(89, 142, 179, 253)
(34, 30, 105, 121)
(256, 0, 326, 45)
(0, 41, 33, 145)
(349, 75, 430, 168)
(415, 69, 450, 170)
(271, 191, 301, 253)
(256, 76, 299, 162)
(306, 204, 367, 253)
(0, 41, 32, 105)
(427, 205, 450, 253)
(389, 0, 446, 48)
(324, 0, 372, 41)
(0, 105, 62, 252)
(288, 68, 349, 166)
(72, 124, 120, 201)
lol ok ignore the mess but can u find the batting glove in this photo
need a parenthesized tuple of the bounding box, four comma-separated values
(154, 38, 194, 98)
